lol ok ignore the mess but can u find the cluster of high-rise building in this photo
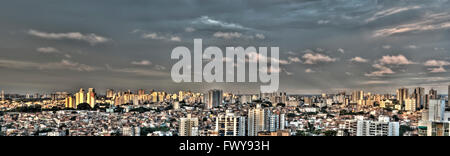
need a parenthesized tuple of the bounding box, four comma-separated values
(336, 87, 445, 113)
(396, 87, 441, 112)
(2, 85, 450, 136)
(339, 116, 399, 136)
(65, 88, 96, 109)
(418, 99, 450, 136)
(110, 90, 203, 106)
(179, 105, 286, 137)
(247, 105, 286, 136)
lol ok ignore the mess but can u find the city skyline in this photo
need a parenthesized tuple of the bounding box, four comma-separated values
(1, 0, 450, 94)
(1, 85, 450, 96)
(2, 85, 449, 136)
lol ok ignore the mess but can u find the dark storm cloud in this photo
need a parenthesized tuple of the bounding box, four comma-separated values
(1, 0, 450, 94)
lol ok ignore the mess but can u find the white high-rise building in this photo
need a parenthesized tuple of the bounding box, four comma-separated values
(215, 111, 246, 136)
(179, 114, 199, 136)
(268, 112, 286, 132)
(122, 126, 141, 136)
(353, 116, 399, 136)
(248, 105, 265, 136)
(419, 99, 450, 136)
(429, 99, 446, 122)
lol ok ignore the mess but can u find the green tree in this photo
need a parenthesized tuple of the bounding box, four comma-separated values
(324, 130, 337, 136)
(77, 103, 92, 110)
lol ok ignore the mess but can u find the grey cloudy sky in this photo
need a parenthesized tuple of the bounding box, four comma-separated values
(1, 0, 450, 94)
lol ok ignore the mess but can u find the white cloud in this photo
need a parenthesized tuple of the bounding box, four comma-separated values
(288, 56, 301, 63)
(141, 32, 181, 42)
(194, 16, 250, 30)
(0, 59, 98, 72)
(434, 47, 445, 51)
(37, 47, 60, 54)
(365, 64, 395, 77)
(360, 80, 391, 85)
(378, 55, 415, 65)
(246, 52, 289, 65)
(317, 20, 330, 25)
(350, 57, 369, 63)
(142, 33, 162, 40)
(424, 60, 450, 67)
(428, 66, 447, 73)
(259, 66, 281, 73)
(406, 45, 418, 49)
(185, 27, 196, 32)
(373, 13, 450, 37)
(337, 48, 345, 54)
(56, 59, 97, 72)
(345, 72, 353, 76)
(315, 48, 325, 52)
(213, 32, 242, 39)
(302, 53, 336, 64)
(382, 45, 392, 49)
(170, 36, 181, 42)
(367, 6, 421, 23)
(213, 32, 264, 40)
(287, 51, 298, 56)
(108, 66, 169, 77)
(284, 70, 294, 76)
(424, 60, 449, 73)
(305, 68, 315, 73)
(255, 34, 265, 39)
(28, 29, 110, 45)
(131, 60, 152, 66)
(365, 55, 414, 76)
(154, 65, 167, 71)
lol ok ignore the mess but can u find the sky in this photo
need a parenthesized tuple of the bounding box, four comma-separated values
(1, 0, 450, 95)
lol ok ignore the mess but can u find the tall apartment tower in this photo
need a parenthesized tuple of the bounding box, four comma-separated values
(179, 114, 199, 136)
(65, 96, 76, 109)
(397, 88, 409, 106)
(1, 90, 4, 101)
(87, 88, 96, 108)
(248, 105, 265, 136)
(448, 85, 450, 107)
(429, 89, 438, 99)
(207, 89, 223, 109)
(414, 87, 425, 110)
(106, 89, 114, 99)
(215, 111, 246, 136)
(428, 99, 446, 122)
(352, 91, 364, 103)
(268, 111, 286, 132)
(75, 88, 86, 106)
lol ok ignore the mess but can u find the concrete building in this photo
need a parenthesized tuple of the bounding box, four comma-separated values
(342, 116, 399, 136)
(179, 114, 199, 136)
(215, 111, 246, 136)
(429, 99, 446, 122)
(207, 89, 223, 109)
(248, 105, 265, 136)
(404, 98, 417, 112)
(397, 88, 409, 106)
